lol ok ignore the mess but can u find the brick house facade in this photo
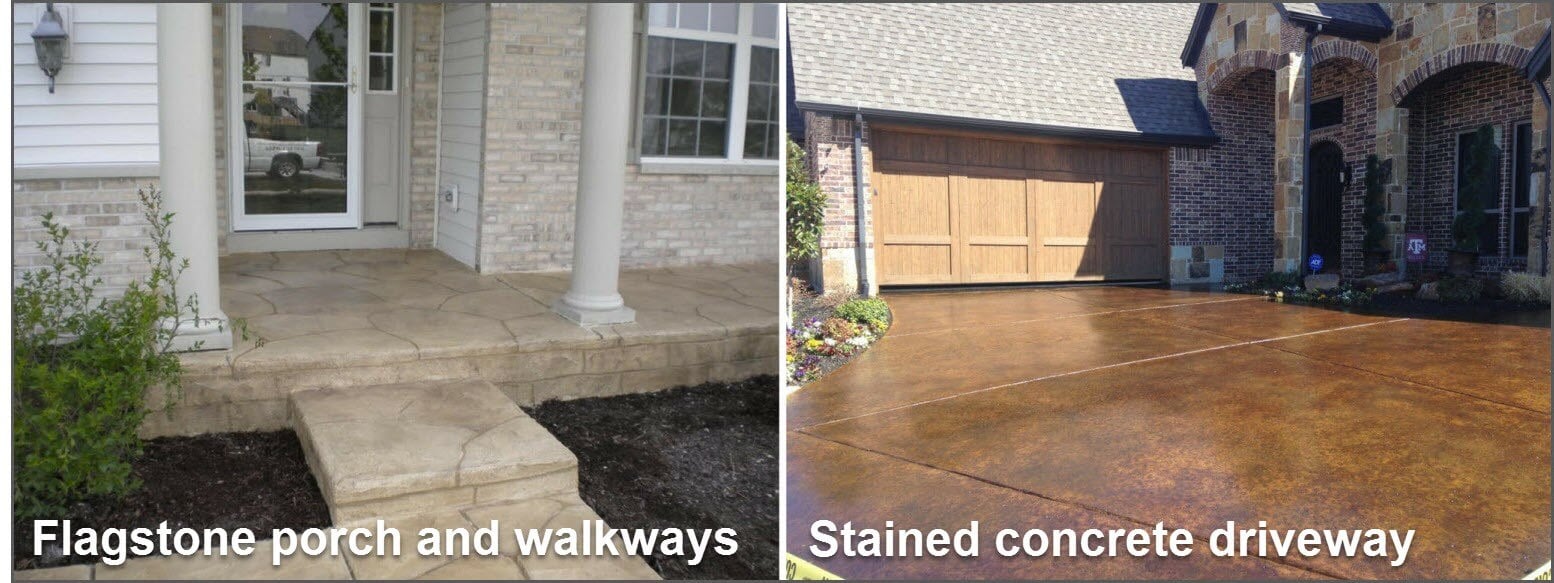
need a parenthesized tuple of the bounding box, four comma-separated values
(791, 3, 1551, 292)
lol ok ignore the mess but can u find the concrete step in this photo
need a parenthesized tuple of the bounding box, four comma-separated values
(291, 379, 578, 524)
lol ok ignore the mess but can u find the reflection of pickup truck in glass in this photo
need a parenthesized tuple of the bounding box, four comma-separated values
(246, 135, 325, 178)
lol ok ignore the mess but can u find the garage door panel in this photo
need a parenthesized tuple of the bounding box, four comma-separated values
(875, 171, 955, 284)
(879, 245, 955, 284)
(876, 174, 952, 240)
(873, 130, 1165, 285)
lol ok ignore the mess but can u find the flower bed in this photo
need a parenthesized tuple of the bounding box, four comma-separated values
(786, 280, 890, 386)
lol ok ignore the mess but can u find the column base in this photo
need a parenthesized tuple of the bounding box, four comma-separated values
(552, 300, 636, 326)
(165, 312, 233, 352)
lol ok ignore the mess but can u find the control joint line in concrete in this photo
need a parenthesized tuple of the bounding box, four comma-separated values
(802, 318, 1410, 429)
(891, 296, 1258, 338)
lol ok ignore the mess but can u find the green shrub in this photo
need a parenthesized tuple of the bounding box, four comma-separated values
(13, 188, 194, 521)
(1255, 270, 1303, 290)
(1436, 276, 1484, 303)
(786, 138, 827, 262)
(1500, 272, 1551, 305)
(835, 297, 890, 331)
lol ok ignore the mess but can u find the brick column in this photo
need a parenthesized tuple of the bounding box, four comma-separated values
(158, 3, 231, 351)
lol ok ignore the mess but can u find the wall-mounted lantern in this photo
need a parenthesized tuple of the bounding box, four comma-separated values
(1338, 163, 1352, 187)
(32, 3, 69, 94)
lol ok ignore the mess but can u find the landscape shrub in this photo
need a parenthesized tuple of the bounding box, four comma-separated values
(835, 297, 890, 331)
(1436, 276, 1484, 303)
(13, 188, 194, 521)
(820, 317, 861, 343)
(1500, 272, 1551, 305)
(786, 138, 827, 263)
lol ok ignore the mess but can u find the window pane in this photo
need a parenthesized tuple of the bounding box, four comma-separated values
(709, 3, 737, 34)
(672, 39, 702, 77)
(1478, 212, 1500, 255)
(698, 121, 727, 157)
(669, 79, 699, 116)
(753, 3, 779, 39)
(1514, 123, 1532, 208)
(370, 10, 393, 53)
(242, 83, 347, 214)
(746, 84, 772, 121)
(242, 3, 349, 83)
(647, 38, 672, 75)
(679, 3, 709, 31)
(640, 117, 666, 156)
(647, 3, 673, 27)
(369, 56, 392, 91)
(644, 78, 668, 116)
(668, 119, 698, 156)
(704, 43, 732, 79)
(701, 81, 729, 117)
(1513, 210, 1530, 257)
(744, 123, 771, 159)
(1457, 131, 1501, 210)
(750, 46, 777, 84)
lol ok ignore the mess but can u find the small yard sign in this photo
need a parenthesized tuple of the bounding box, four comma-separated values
(1405, 233, 1427, 263)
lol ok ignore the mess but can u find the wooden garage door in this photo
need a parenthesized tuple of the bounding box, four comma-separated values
(871, 129, 1167, 285)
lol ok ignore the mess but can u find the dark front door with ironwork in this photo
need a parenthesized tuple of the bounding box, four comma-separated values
(1306, 142, 1345, 274)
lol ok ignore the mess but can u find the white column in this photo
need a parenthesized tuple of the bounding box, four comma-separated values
(158, 4, 231, 351)
(554, 3, 636, 325)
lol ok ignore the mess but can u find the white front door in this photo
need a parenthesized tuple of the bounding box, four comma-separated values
(228, 3, 365, 231)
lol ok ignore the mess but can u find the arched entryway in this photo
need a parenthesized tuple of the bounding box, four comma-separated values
(1306, 141, 1345, 274)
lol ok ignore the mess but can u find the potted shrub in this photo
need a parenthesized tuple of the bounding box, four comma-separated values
(1361, 155, 1390, 274)
(1449, 125, 1497, 277)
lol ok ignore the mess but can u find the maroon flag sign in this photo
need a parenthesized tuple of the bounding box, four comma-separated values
(1404, 234, 1427, 263)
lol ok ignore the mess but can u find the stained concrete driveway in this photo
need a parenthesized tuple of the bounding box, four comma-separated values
(787, 286, 1551, 580)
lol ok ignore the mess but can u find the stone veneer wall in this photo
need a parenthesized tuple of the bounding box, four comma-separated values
(803, 111, 876, 295)
(1189, 2, 1550, 276)
(12, 177, 160, 294)
(1405, 64, 1538, 274)
(476, 3, 778, 274)
(1170, 70, 1277, 284)
(1308, 57, 1379, 279)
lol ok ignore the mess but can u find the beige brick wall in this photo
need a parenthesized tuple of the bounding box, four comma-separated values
(476, 3, 777, 274)
(13, 178, 160, 294)
(408, 4, 442, 249)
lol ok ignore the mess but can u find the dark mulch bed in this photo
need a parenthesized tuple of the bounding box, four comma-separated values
(1354, 292, 1550, 327)
(524, 376, 778, 580)
(13, 431, 331, 571)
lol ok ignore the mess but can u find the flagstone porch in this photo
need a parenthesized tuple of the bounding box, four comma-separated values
(150, 249, 777, 438)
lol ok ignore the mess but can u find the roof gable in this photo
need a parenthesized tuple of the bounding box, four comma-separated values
(1182, 3, 1392, 68)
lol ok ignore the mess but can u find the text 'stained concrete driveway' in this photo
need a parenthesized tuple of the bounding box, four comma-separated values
(786, 286, 1550, 580)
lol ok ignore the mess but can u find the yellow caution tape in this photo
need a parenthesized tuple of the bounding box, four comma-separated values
(785, 554, 842, 580)
(1526, 561, 1551, 580)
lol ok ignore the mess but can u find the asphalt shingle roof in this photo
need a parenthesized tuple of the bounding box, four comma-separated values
(787, 3, 1215, 145)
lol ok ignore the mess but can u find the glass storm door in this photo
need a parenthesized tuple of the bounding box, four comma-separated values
(228, 3, 365, 231)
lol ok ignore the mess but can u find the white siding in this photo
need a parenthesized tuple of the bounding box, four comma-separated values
(13, 3, 160, 173)
(435, 3, 487, 268)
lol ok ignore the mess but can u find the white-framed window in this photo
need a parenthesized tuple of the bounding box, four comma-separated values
(1511, 121, 1534, 258)
(640, 3, 780, 164)
(367, 3, 397, 93)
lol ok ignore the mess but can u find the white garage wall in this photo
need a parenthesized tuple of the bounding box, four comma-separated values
(13, 3, 160, 177)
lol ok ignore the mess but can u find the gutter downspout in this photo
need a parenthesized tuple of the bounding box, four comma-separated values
(1535, 81, 1551, 276)
(853, 109, 871, 297)
(431, 4, 446, 251)
(1299, 24, 1321, 275)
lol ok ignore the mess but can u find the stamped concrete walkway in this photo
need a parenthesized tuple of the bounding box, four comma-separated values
(787, 286, 1551, 580)
(150, 249, 776, 437)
